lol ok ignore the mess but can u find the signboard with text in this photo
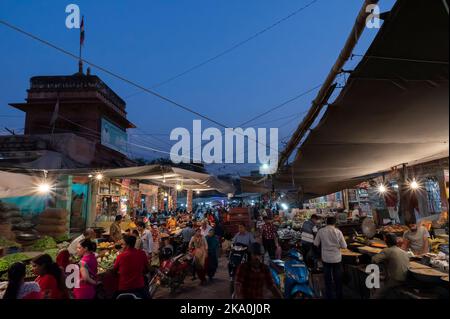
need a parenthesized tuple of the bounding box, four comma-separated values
(101, 118, 128, 155)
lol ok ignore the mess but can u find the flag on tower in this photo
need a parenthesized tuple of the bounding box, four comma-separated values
(80, 16, 85, 46)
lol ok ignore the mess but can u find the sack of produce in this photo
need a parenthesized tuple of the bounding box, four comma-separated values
(7, 210, 21, 218)
(36, 224, 67, 234)
(40, 208, 68, 220)
(38, 217, 67, 226)
(12, 222, 35, 231)
(0, 211, 14, 219)
(9, 217, 24, 225)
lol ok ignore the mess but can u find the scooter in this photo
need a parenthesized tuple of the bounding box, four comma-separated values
(228, 243, 248, 295)
(149, 253, 193, 297)
(269, 248, 315, 299)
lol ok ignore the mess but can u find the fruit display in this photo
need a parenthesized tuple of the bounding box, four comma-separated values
(29, 236, 57, 251)
(380, 225, 409, 234)
(98, 242, 115, 249)
(429, 238, 447, 254)
(97, 250, 118, 273)
(0, 253, 30, 272)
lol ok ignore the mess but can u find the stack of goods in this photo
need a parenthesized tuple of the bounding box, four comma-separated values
(223, 207, 251, 235)
(291, 210, 308, 230)
(36, 208, 68, 238)
(380, 224, 409, 234)
(0, 202, 23, 240)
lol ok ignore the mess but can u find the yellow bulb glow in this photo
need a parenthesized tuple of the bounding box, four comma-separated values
(95, 173, 103, 181)
(410, 180, 419, 190)
(37, 183, 51, 194)
(176, 185, 182, 190)
(378, 184, 387, 193)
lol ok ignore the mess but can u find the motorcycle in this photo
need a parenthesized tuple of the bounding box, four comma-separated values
(228, 243, 248, 295)
(149, 253, 193, 297)
(269, 248, 315, 299)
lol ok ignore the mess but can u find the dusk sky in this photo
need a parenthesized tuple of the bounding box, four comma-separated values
(0, 0, 395, 175)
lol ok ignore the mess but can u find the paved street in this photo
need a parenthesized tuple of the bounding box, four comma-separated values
(154, 256, 232, 299)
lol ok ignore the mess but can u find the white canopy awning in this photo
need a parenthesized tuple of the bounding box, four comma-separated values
(0, 171, 42, 198)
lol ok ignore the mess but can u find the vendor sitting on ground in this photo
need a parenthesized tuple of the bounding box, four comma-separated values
(68, 228, 96, 256)
(402, 222, 430, 255)
(110, 215, 123, 242)
(371, 233, 410, 298)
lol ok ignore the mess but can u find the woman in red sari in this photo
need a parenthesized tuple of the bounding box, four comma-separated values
(32, 254, 68, 299)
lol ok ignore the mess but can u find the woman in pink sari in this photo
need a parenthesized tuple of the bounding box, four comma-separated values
(73, 239, 98, 299)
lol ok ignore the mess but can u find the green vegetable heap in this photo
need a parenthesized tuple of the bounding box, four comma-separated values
(29, 236, 57, 251)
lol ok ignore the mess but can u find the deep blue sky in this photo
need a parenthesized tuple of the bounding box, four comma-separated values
(0, 0, 395, 175)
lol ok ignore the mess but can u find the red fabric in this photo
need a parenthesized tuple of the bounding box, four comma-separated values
(113, 247, 148, 291)
(384, 191, 398, 207)
(36, 274, 64, 299)
(22, 291, 41, 299)
(235, 262, 274, 299)
(56, 249, 71, 270)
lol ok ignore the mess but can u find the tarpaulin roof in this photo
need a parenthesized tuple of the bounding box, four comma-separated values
(36, 165, 235, 194)
(276, 0, 449, 198)
(0, 171, 42, 198)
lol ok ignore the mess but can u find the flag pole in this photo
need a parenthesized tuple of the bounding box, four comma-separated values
(78, 15, 84, 74)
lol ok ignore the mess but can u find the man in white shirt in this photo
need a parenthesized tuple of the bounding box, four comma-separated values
(200, 220, 212, 237)
(137, 221, 154, 257)
(314, 216, 347, 299)
(351, 205, 361, 222)
(68, 228, 96, 255)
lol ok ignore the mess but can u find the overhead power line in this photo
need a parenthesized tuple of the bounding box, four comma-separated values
(0, 19, 279, 155)
(124, 0, 319, 98)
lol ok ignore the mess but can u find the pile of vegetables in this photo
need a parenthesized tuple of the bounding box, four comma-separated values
(43, 248, 59, 261)
(29, 236, 57, 251)
(0, 253, 30, 272)
(54, 234, 70, 243)
(1, 264, 34, 281)
(97, 250, 118, 273)
(0, 238, 21, 248)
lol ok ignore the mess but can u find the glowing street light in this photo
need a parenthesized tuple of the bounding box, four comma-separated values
(37, 182, 51, 194)
(410, 179, 420, 190)
(377, 184, 387, 194)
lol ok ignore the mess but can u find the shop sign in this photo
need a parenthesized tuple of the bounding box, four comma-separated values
(101, 118, 128, 155)
(139, 184, 158, 195)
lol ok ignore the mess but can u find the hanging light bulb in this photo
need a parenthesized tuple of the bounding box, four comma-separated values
(410, 179, 420, 190)
(37, 182, 51, 194)
(95, 173, 103, 181)
(377, 184, 387, 194)
(196, 190, 200, 195)
(176, 184, 182, 191)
